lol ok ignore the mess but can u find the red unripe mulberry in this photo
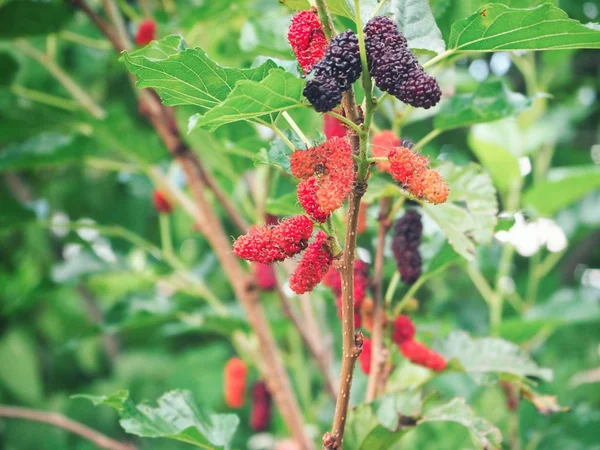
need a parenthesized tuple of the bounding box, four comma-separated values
(371, 130, 400, 172)
(135, 19, 156, 46)
(250, 381, 272, 432)
(297, 178, 330, 223)
(153, 190, 172, 213)
(358, 337, 372, 374)
(323, 113, 347, 139)
(254, 263, 277, 290)
(399, 340, 447, 372)
(392, 315, 415, 344)
(224, 357, 247, 408)
(288, 10, 327, 74)
(289, 231, 333, 294)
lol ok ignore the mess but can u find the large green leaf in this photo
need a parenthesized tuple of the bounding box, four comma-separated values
(279, 0, 354, 18)
(122, 35, 276, 109)
(522, 166, 600, 216)
(75, 390, 239, 449)
(423, 162, 498, 261)
(436, 331, 553, 383)
(0, 133, 93, 171)
(420, 398, 502, 449)
(449, 3, 600, 52)
(0, 0, 73, 39)
(0, 328, 43, 404)
(188, 69, 305, 132)
(434, 80, 530, 130)
(467, 120, 522, 197)
(388, 0, 446, 54)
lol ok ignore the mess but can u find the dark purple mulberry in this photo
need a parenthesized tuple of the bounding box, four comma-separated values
(391, 210, 423, 285)
(303, 30, 362, 112)
(303, 76, 342, 112)
(364, 16, 441, 109)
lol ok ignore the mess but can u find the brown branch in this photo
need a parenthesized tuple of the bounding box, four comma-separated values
(0, 406, 136, 450)
(70, 0, 124, 52)
(365, 197, 392, 402)
(75, 3, 313, 448)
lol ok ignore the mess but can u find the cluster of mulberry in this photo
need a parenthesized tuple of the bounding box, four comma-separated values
(233, 215, 313, 264)
(291, 137, 354, 214)
(364, 16, 441, 109)
(324, 259, 370, 329)
(303, 31, 362, 112)
(289, 231, 333, 294)
(250, 381, 272, 432)
(287, 11, 328, 74)
(399, 340, 446, 372)
(392, 314, 416, 344)
(153, 190, 172, 214)
(297, 178, 331, 223)
(392, 210, 423, 285)
(371, 130, 400, 172)
(224, 357, 247, 408)
(254, 263, 277, 291)
(135, 19, 156, 46)
(388, 143, 449, 204)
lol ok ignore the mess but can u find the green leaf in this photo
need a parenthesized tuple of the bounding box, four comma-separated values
(122, 35, 277, 109)
(189, 69, 305, 132)
(388, 0, 446, 54)
(467, 120, 522, 197)
(0, 133, 92, 171)
(522, 166, 600, 217)
(362, 177, 403, 203)
(255, 135, 294, 173)
(420, 398, 502, 449)
(449, 3, 600, 52)
(436, 330, 553, 383)
(0, 328, 43, 404)
(0, 0, 73, 39)
(423, 162, 498, 261)
(434, 80, 530, 130)
(279, 0, 354, 19)
(266, 192, 303, 216)
(0, 52, 19, 86)
(75, 390, 239, 449)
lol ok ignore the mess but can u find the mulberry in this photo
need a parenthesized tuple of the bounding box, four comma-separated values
(224, 357, 247, 408)
(392, 210, 423, 285)
(254, 263, 277, 290)
(399, 340, 447, 372)
(392, 315, 416, 344)
(323, 112, 347, 139)
(364, 16, 441, 109)
(388, 145, 428, 187)
(297, 178, 331, 223)
(419, 169, 449, 204)
(135, 19, 156, 46)
(288, 10, 328, 74)
(358, 337, 372, 374)
(371, 130, 400, 172)
(290, 137, 354, 213)
(153, 190, 172, 214)
(233, 215, 313, 264)
(250, 381, 272, 432)
(289, 231, 333, 294)
(303, 31, 362, 112)
(324, 259, 370, 306)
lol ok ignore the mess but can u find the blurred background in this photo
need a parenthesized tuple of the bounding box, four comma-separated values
(0, 0, 599, 449)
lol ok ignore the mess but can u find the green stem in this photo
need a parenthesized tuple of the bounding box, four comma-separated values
(159, 213, 174, 261)
(392, 275, 427, 316)
(10, 85, 78, 111)
(413, 129, 442, 151)
(422, 49, 456, 70)
(325, 110, 364, 136)
(59, 30, 112, 50)
(265, 121, 296, 151)
(370, 0, 389, 17)
(282, 111, 311, 148)
(16, 40, 106, 119)
(467, 264, 495, 307)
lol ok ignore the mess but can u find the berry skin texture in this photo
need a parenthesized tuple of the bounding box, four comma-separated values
(364, 16, 441, 109)
(254, 263, 277, 290)
(250, 381, 272, 432)
(323, 112, 347, 139)
(371, 130, 400, 172)
(392, 210, 423, 285)
(135, 19, 156, 46)
(358, 337, 372, 374)
(289, 231, 333, 294)
(297, 178, 331, 223)
(290, 137, 354, 213)
(288, 11, 327, 74)
(224, 357, 247, 408)
(153, 190, 172, 214)
(399, 340, 447, 372)
(233, 215, 313, 264)
(420, 169, 450, 204)
(392, 315, 416, 344)
(303, 76, 342, 113)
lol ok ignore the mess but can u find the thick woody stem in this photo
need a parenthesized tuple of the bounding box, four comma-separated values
(0, 406, 136, 450)
(365, 197, 392, 401)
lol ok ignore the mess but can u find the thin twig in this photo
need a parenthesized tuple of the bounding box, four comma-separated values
(0, 406, 136, 450)
(365, 198, 392, 402)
